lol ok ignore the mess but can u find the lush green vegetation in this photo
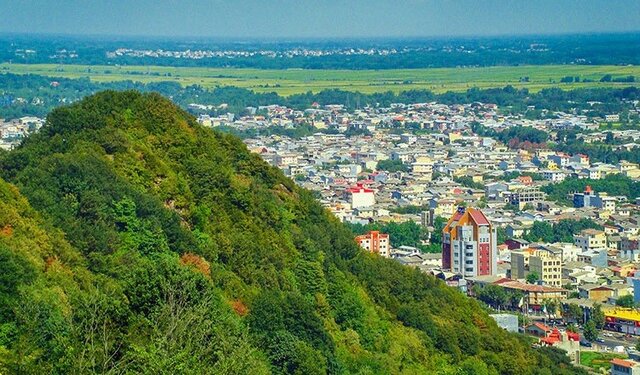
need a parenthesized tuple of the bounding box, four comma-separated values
(553, 131, 640, 164)
(376, 159, 410, 173)
(347, 221, 427, 250)
(522, 219, 603, 243)
(580, 352, 626, 372)
(0, 91, 587, 373)
(3, 62, 640, 96)
(1, 71, 639, 123)
(541, 174, 640, 204)
(473, 123, 549, 150)
(616, 295, 637, 308)
(454, 176, 485, 190)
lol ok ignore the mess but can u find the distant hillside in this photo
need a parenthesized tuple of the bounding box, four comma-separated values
(0, 91, 585, 374)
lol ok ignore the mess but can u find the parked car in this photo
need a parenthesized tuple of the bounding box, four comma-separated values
(580, 340, 593, 347)
(596, 337, 605, 343)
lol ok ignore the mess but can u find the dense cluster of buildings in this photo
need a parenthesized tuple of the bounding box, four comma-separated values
(107, 47, 405, 60)
(0, 116, 44, 150)
(238, 100, 640, 354)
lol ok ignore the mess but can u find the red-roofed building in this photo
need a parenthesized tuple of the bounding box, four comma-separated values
(612, 358, 640, 375)
(356, 231, 390, 258)
(516, 175, 533, 185)
(345, 183, 375, 208)
(442, 207, 497, 277)
(525, 322, 552, 337)
(538, 328, 581, 363)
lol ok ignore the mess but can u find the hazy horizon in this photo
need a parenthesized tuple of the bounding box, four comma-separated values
(1, 0, 639, 39)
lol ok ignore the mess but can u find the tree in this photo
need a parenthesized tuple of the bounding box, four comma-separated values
(616, 295, 636, 308)
(605, 132, 614, 144)
(376, 159, 409, 173)
(568, 291, 580, 299)
(474, 284, 509, 310)
(543, 299, 559, 319)
(583, 320, 598, 342)
(526, 272, 540, 284)
(592, 303, 605, 329)
(523, 222, 553, 242)
(563, 303, 583, 324)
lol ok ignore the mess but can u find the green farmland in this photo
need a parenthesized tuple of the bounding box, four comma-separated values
(1, 63, 638, 96)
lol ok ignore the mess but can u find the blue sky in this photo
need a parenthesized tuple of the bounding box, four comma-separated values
(1, 0, 639, 38)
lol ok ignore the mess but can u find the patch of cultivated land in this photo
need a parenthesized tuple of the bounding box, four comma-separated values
(1, 63, 639, 95)
(580, 351, 627, 372)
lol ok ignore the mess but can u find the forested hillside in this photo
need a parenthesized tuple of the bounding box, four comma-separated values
(0, 91, 584, 374)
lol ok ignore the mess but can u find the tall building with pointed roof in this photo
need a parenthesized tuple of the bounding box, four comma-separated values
(442, 207, 497, 277)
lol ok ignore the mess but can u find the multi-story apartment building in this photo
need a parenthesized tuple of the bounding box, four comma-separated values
(574, 229, 607, 252)
(573, 185, 616, 211)
(529, 249, 563, 287)
(355, 230, 390, 258)
(508, 187, 546, 209)
(442, 207, 497, 277)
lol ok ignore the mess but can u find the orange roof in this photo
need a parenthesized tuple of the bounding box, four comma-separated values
(611, 358, 638, 368)
(531, 322, 551, 332)
(443, 207, 491, 240)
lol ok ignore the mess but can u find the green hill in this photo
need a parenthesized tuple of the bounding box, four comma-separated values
(0, 91, 584, 374)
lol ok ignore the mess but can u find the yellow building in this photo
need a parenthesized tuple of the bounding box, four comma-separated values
(529, 249, 563, 287)
(574, 229, 607, 252)
(603, 308, 640, 335)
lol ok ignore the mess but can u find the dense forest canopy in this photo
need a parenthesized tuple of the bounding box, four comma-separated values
(0, 91, 585, 374)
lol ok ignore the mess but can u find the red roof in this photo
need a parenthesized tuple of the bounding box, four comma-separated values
(611, 358, 637, 368)
(469, 209, 490, 226)
(347, 183, 374, 193)
(531, 322, 551, 332)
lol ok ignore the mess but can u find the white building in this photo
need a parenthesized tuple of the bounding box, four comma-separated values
(345, 184, 375, 209)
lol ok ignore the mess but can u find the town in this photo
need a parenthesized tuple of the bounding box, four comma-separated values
(220, 99, 640, 370)
(4, 94, 640, 371)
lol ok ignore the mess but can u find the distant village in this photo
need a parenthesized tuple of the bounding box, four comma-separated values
(0, 116, 44, 150)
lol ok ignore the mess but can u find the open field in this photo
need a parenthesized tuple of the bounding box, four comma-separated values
(580, 351, 627, 372)
(1, 63, 639, 96)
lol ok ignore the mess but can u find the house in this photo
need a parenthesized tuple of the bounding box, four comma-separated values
(578, 284, 614, 303)
(542, 170, 566, 182)
(538, 328, 580, 363)
(497, 280, 568, 307)
(505, 238, 530, 250)
(611, 358, 640, 375)
(525, 322, 552, 337)
(574, 229, 607, 252)
(622, 237, 640, 262)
